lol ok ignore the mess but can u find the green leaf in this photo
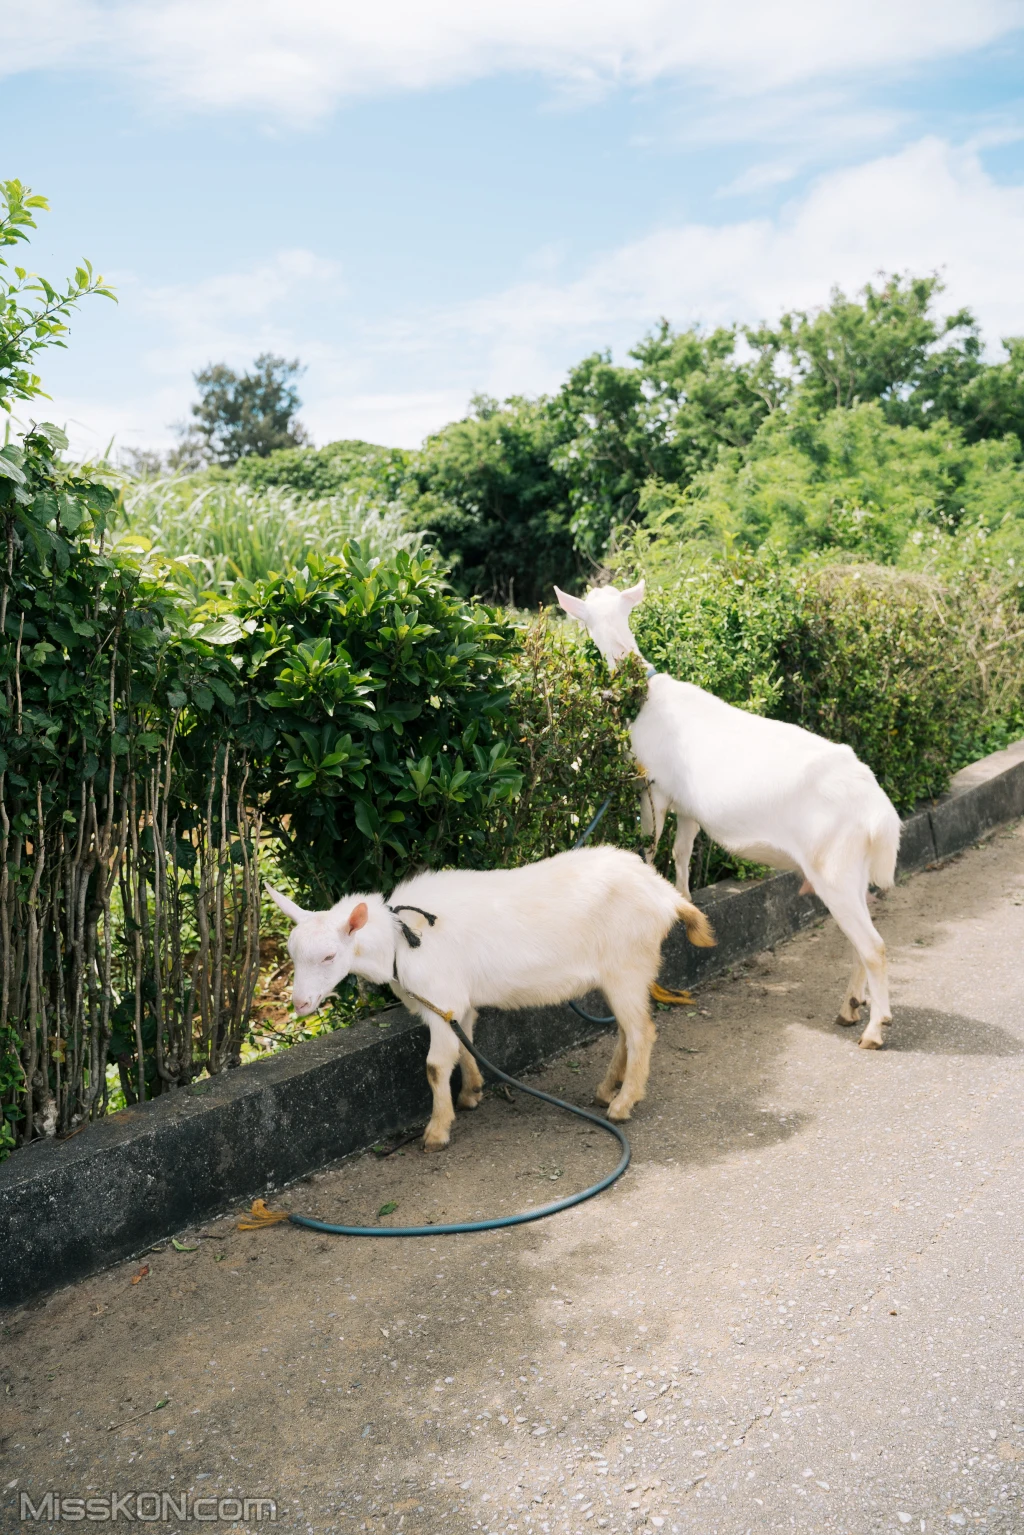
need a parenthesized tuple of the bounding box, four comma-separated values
(201, 616, 246, 645)
(353, 799, 381, 840)
(378, 1201, 398, 1217)
(0, 452, 26, 485)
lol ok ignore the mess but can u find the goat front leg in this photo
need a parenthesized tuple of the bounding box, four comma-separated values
(423, 1013, 462, 1150)
(456, 1007, 485, 1110)
(672, 814, 699, 898)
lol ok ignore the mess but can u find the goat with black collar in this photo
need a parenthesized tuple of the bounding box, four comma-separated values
(266, 845, 713, 1150)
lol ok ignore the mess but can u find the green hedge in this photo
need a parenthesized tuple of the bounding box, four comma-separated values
(631, 551, 1024, 812)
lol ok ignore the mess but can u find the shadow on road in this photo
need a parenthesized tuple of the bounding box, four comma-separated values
(884, 1004, 1024, 1056)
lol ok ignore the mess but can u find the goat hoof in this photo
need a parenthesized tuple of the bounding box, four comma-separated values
(835, 1013, 859, 1027)
(422, 1132, 451, 1152)
(593, 1085, 616, 1106)
(606, 1099, 633, 1122)
(858, 1035, 884, 1051)
(457, 1090, 482, 1110)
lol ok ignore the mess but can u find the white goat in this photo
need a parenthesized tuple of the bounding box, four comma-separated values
(266, 845, 714, 1150)
(554, 581, 902, 1049)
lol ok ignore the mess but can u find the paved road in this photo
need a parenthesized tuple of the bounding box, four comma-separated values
(4, 821, 1024, 1535)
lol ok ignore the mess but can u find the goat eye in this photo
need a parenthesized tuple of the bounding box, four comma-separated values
(322, 954, 336, 964)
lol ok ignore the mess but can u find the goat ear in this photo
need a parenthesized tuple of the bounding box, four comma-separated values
(264, 883, 308, 924)
(620, 579, 646, 609)
(346, 901, 369, 934)
(554, 585, 589, 621)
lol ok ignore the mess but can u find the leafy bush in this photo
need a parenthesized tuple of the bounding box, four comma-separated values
(630, 549, 802, 716)
(777, 565, 978, 809)
(1, 420, 260, 1144)
(239, 438, 411, 501)
(487, 626, 649, 866)
(201, 545, 524, 903)
(1, 178, 114, 413)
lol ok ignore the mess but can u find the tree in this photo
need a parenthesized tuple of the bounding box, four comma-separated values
(173, 353, 309, 468)
(763, 274, 984, 422)
(553, 325, 778, 560)
(0, 179, 114, 416)
(951, 335, 1024, 445)
(406, 393, 578, 608)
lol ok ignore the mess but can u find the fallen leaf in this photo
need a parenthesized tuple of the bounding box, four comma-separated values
(171, 1239, 199, 1253)
(378, 1201, 398, 1217)
(130, 1265, 150, 1285)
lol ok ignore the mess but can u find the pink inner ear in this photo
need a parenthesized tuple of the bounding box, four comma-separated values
(347, 901, 369, 933)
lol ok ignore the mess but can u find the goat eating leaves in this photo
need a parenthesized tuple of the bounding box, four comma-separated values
(266, 845, 713, 1150)
(554, 580, 901, 1049)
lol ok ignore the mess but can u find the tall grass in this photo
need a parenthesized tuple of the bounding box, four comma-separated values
(116, 475, 422, 591)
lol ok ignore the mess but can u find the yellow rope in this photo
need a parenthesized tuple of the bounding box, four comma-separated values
(399, 987, 456, 1023)
(238, 1198, 291, 1230)
(650, 982, 695, 1006)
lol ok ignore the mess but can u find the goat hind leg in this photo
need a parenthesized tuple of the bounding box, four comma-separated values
(603, 978, 657, 1121)
(595, 1028, 627, 1106)
(816, 881, 890, 1049)
(456, 1007, 485, 1110)
(836, 957, 868, 1025)
(672, 814, 699, 898)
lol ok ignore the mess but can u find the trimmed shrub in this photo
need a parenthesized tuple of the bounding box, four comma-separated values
(778, 565, 975, 809)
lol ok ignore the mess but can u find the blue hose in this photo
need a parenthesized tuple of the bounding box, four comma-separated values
(287, 1016, 630, 1236)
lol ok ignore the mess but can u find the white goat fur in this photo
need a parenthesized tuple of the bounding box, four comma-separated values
(266, 846, 714, 1150)
(553, 581, 902, 1049)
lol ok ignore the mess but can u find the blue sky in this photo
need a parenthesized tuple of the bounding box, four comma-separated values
(5, 1, 1024, 457)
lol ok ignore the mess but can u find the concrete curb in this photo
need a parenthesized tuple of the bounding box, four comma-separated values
(3, 739, 1023, 1308)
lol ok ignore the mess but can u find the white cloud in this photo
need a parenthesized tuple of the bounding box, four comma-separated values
(38, 247, 342, 458)
(7, 0, 1023, 121)
(302, 391, 471, 453)
(41, 137, 1024, 457)
(416, 138, 1024, 371)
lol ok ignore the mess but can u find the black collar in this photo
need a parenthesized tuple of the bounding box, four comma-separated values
(388, 903, 438, 979)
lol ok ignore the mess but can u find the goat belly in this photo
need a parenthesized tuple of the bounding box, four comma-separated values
(471, 971, 601, 1011)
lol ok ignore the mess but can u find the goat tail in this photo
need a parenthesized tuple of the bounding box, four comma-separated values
(867, 796, 902, 891)
(676, 895, 715, 948)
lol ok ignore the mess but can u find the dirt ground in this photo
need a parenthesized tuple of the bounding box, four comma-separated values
(3, 821, 1024, 1535)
